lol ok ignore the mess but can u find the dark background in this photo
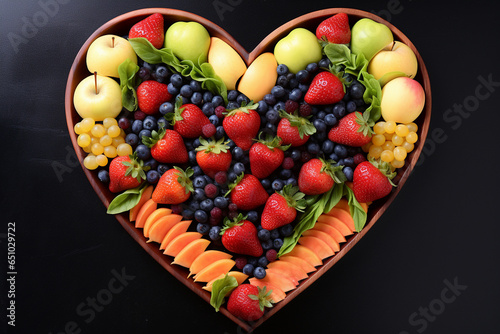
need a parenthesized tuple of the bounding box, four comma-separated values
(1, 0, 499, 333)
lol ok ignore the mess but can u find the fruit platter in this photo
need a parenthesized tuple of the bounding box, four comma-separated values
(65, 7, 431, 332)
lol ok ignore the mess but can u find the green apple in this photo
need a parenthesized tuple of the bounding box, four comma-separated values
(273, 28, 322, 74)
(73, 73, 122, 121)
(165, 21, 211, 64)
(368, 41, 418, 82)
(86, 34, 137, 78)
(351, 18, 394, 61)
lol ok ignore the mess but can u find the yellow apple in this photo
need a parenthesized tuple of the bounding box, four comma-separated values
(86, 34, 137, 78)
(237, 52, 277, 102)
(73, 74, 122, 121)
(208, 37, 247, 90)
(368, 41, 418, 81)
(381, 77, 425, 124)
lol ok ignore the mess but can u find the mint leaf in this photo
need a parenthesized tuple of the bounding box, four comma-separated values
(210, 274, 238, 312)
(106, 184, 146, 214)
(358, 71, 382, 123)
(344, 186, 368, 232)
(118, 58, 140, 111)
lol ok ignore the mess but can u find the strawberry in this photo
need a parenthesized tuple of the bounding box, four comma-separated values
(142, 128, 188, 164)
(261, 185, 306, 230)
(128, 13, 164, 49)
(249, 134, 290, 179)
(165, 97, 210, 138)
(152, 166, 194, 204)
(227, 284, 273, 322)
(222, 102, 260, 150)
(277, 110, 316, 147)
(328, 111, 374, 147)
(316, 12, 351, 44)
(298, 158, 345, 195)
(304, 71, 345, 105)
(137, 80, 172, 115)
(108, 154, 147, 193)
(227, 174, 269, 211)
(353, 159, 396, 203)
(195, 137, 232, 178)
(221, 214, 263, 257)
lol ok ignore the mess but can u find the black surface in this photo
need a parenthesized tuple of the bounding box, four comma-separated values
(2, 0, 500, 333)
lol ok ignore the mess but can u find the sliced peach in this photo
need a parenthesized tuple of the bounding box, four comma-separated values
(302, 229, 340, 253)
(189, 250, 233, 278)
(334, 198, 350, 213)
(193, 258, 235, 283)
(249, 279, 286, 303)
(135, 199, 157, 229)
(163, 232, 203, 257)
(159, 220, 191, 250)
(298, 236, 335, 260)
(129, 185, 153, 222)
(172, 238, 211, 268)
(279, 255, 317, 274)
(253, 270, 297, 292)
(324, 208, 356, 232)
(147, 214, 185, 244)
(317, 215, 353, 236)
(360, 202, 369, 213)
(267, 260, 308, 281)
(286, 244, 322, 267)
(312, 222, 346, 244)
(143, 208, 173, 238)
(202, 271, 249, 292)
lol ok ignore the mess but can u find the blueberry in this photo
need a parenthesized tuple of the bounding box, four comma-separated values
(313, 119, 326, 133)
(256, 100, 268, 115)
(271, 179, 284, 191)
(211, 95, 224, 107)
(209, 226, 221, 241)
(146, 170, 160, 184)
(279, 224, 293, 237)
(333, 103, 346, 118)
(214, 196, 228, 209)
(261, 239, 273, 250)
(190, 80, 201, 92)
(194, 210, 208, 223)
(265, 109, 279, 124)
(285, 177, 297, 186)
(273, 238, 284, 249)
(226, 101, 239, 110)
(290, 149, 301, 161)
(346, 100, 357, 113)
(350, 83, 365, 99)
(236, 94, 250, 106)
(144, 158, 158, 171)
(155, 65, 169, 79)
(215, 125, 225, 139)
(143, 116, 157, 131)
(299, 83, 309, 93)
(273, 101, 286, 112)
(167, 83, 179, 95)
(203, 91, 213, 103)
(277, 64, 288, 75)
(263, 93, 276, 106)
(258, 229, 271, 241)
(316, 111, 326, 120)
(159, 102, 174, 115)
(261, 178, 271, 189)
(191, 92, 203, 105)
(142, 62, 154, 71)
(226, 90, 238, 101)
(324, 114, 337, 127)
(200, 199, 214, 212)
(170, 73, 183, 87)
(271, 85, 286, 99)
(157, 118, 168, 130)
(193, 188, 206, 202)
(242, 264, 255, 275)
(180, 85, 193, 98)
(343, 166, 354, 181)
(135, 144, 150, 160)
(138, 129, 152, 140)
(258, 256, 268, 267)
(344, 157, 355, 168)
(253, 267, 266, 279)
(322, 140, 335, 154)
(125, 133, 139, 146)
(296, 70, 310, 83)
(182, 209, 194, 220)
(270, 229, 280, 239)
(280, 169, 293, 179)
(277, 75, 288, 87)
(307, 142, 321, 155)
(192, 165, 203, 176)
(354, 98, 365, 107)
(329, 153, 339, 162)
(318, 58, 331, 68)
(131, 119, 143, 134)
(97, 169, 109, 183)
(247, 210, 259, 223)
(208, 114, 219, 126)
(227, 171, 238, 183)
(232, 147, 244, 161)
(189, 200, 200, 211)
(289, 88, 302, 101)
(196, 222, 210, 234)
(138, 67, 150, 80)
(157, 164, 170, 175)
(289, 78, 299, 89)
(334, 144, 348, 158)
(306, 62, 319, 74)
(233, 162, 245, 175)
(188, 150, 197, 164)
(193, 176, 207, 188)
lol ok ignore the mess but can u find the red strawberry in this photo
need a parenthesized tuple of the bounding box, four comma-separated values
(328, 111, 373, 147)
(316, 12, 351, 44)
(298, 158, 345, 195)
(227, 284, 273, 322)
(129, 13, 164, 49)
(222, 102, 260, 150)
(221, 214, 263, 257)
(353, 160, 396, 203)
(227, 174, 269, 211)
(249, 134, 290, 179)
(261, 185, 306, 230)
(152, 167, 194, 204)
(304, 71, 345, 105)
(142, 128, 188, 164)
(277, 110, 316, 147)
(195, 137, 232, 178)
(165, 97, 210, 138)
(108, 154, 147, 193)
(137, 80, 172, 115)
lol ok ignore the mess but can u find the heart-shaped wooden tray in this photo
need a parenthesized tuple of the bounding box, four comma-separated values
(65, 7, 431, 332)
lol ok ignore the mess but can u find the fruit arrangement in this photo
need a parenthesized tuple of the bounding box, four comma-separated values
(66, 8, 430, 331)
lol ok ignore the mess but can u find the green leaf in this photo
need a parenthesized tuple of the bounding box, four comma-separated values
(210, 274, 239, 312)
(106, 184, 146, 214)
(118, 58, 140, 111)
(344, 186, 368, 232)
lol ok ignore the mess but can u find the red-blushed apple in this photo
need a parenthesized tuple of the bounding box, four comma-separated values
(208, 37, 247, 90)
(237, 52, 277, 102)
(86, 34, 137, 78)
(73, 73, 122, 121)
(381, 77, 425, 124)
(368, 41, 418, 81)
(273, 28, 322, 74)
(351, 18, 393, 61)
(165, 21, 211, 64)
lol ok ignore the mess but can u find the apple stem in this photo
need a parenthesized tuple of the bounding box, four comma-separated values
(112, 36, 115, 48)
(94, 71, 98, 95)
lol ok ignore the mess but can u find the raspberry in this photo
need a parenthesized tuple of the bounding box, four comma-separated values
(299, 102, 312, 117)
(171, 204, 183, 215)
(300, 151, 312, 163)
(214, 105, 226, 118)
(353, 153, 367, 165)
(227, 211, 238, 220)
(282, 157, 294, 170)
(204, 184, 218, 198)
(285, 100, 299, 114)
(235, 257, 248, 270)
(210, 207, 222, 220)
(209, 216, 221, 226)
(214, 171, 227, 185)
(265, 249, 278, 262)
(228, 203, 238, 212)
(202, 123, 216, 138)
(134, 110, 146, 120)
